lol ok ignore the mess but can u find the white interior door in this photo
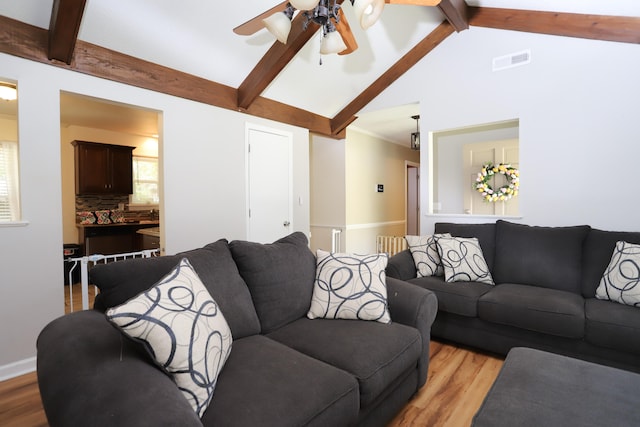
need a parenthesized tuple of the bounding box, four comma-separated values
(247, 125, 292, 243)
(463, 139, 519, 216)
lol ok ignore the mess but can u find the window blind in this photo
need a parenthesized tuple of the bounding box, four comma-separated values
(0, 141, 20, 221)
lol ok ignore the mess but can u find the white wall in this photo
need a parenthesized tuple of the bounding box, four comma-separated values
(0, 53, 310, 378)
(366, 26, 640, 233)
(309, 134, 346, 253)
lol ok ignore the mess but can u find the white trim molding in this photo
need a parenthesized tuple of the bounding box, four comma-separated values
(0, 356, 36, 381)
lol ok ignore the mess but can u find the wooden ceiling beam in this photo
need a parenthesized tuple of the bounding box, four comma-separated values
(469, 7, 640, 44)
(437, 0, 468, 32)
(237, 12, 316, 111)
(0, 15, 337, 138)
(330, 21, 454, 136)
(48, 0, 87, 64)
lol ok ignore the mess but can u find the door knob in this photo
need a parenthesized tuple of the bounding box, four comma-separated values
(283, 221, 290, 227)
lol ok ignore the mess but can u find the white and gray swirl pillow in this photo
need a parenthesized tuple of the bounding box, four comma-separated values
(596, 241, 640, 307)
(307, 249, 391, 323)
(437, 236, 494, 285)
(406, 233, 450, 277)
(106, 258, 233, 417)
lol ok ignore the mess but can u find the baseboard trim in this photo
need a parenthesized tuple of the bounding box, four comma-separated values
(0, 357, 37, 381)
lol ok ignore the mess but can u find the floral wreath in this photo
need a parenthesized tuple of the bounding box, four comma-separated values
(475, 163, 519, 202)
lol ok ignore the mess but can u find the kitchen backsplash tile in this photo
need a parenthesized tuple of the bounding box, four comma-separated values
(75, 195, 159, 222)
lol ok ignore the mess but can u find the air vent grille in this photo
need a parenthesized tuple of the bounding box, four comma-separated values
(492, 49, 531, 71)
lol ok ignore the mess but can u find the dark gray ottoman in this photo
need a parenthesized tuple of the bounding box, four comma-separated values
(473, 347, 640, 427)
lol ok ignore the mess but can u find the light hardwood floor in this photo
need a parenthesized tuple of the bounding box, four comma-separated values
(1, 284, 503, 426)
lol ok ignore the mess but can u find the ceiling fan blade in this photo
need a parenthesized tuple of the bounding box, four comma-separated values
(385, 0, 441, 5)
(336, 8, 358, 55)
(233, 1, 290, 36)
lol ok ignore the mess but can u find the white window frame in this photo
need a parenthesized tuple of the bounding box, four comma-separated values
(130, 155, 159, 206)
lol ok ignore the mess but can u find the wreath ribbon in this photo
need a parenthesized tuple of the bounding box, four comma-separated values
(475, 163, 519, 202)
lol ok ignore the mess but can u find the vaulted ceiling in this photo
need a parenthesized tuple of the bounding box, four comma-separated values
(0, 1, 639, 143)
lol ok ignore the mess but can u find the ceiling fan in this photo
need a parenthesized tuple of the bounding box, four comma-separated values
(234, 0, 442, 56)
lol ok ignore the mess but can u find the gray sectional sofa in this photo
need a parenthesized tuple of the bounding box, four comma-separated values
(37, 232, 438, 427)
(387, 220, 640, 373)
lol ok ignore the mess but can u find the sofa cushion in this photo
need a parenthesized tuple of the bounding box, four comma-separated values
(202, 335, 359, 427)
(582, 229, 640, 298)
(478, 284, 585, 338)
(106, 258, 233, 417)
(595, 241, 640, 307)
(585, 298, 640, 356)
(385, 249, 418, 282)
(229, 232, 316, 334)
(437, 236, 494, 285)
(408, 276, 492, 317)
(434, 223, 496, 272)
(493, 220, 590, 294)
(308, 250, 390, 323)
(267, 317, 422, 408)
(405, 234, 450, 277)
(92, 239, 261, 339)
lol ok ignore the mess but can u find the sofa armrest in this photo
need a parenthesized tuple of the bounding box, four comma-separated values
(386, 249, 417, 281)
(37, 310, 202, 427)
(387, 276, 438, 388)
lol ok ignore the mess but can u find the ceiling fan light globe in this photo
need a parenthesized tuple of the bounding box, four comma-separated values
(263, 12, 292, 44)
(289, 0, 321, 11)
(320, 31, 347, 54)
(352, 0, 384, 30)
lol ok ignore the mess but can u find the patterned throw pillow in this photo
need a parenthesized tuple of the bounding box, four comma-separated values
(77, 211, 95, 224)
(437, 236, 494, 285)
(94, 209, 111, 224)
(307, 249, 391, 323)
(406, 233, 451, 277)
(106, 258, 232, 416)
(596, 241, 640, 307)
(110, 209, 125, 223)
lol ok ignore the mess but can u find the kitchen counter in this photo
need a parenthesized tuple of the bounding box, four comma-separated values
(136, 227, 160, 238)
(76, 221, 160, 255)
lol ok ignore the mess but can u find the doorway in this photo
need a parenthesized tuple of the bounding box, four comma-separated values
(246, 124, 293, 243)
(406, 162, 420, 235)
(60, 92, 162, 312)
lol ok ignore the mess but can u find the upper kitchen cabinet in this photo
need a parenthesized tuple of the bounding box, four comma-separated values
(72, 141, 134, 195)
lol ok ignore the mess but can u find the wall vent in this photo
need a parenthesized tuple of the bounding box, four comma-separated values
(492, 49, 531, 71)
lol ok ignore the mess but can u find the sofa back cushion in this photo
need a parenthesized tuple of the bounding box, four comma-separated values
(91, 239, 261, 339)
(493, 220, 590, 293)
(434, 222, 496, 272)
(229, 232, 316, 334)
(582, 229, 640, 298)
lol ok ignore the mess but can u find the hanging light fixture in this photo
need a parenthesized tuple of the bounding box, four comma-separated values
(263, 0, 383, 55)
(410, 115, 420, 151)
(0, 82, 17, 101)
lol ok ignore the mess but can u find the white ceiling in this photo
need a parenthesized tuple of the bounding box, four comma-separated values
(2, 1, 639, 145)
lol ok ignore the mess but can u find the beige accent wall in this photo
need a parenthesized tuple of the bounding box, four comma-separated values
(0, 116, 17, 140)
(345, 129, 419, 253)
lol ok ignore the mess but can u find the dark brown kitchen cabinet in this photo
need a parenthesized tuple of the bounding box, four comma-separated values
(72, 140, 135, 195)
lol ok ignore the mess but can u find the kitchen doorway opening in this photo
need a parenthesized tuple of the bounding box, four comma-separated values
(60, 92, 163, 312)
